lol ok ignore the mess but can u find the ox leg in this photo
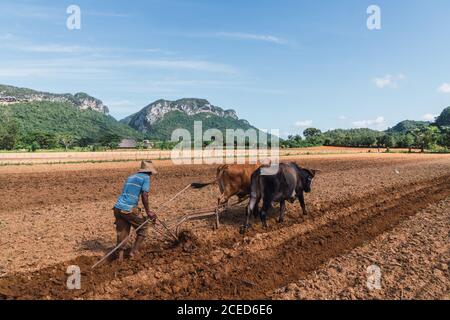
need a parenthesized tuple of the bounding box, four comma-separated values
(240, 194, 258, 234)
(260, 199, 271, 229)
(298, 192, 308, 216)
(260, 209, 268, 229)
(279, 200, 286, 224)
(251, 195, 260, 218)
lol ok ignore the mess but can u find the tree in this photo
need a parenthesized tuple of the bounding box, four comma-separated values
(281, 134, 312, 148)
(57, 134, 76, 151)
(398, 133, 415, 152)
(303, 128, 322, 138)
(99, 133, 121, 148)
(303, 128, 323, 146)
(439, 127, 450, 149)
(413, 126, 440, 152)
(29, 141, 40, 152)
(377, 134, 395, 152)
(23, 132, 58, 150)
(361, 135, 377, 147)
(0, 119, 20, 150)
(76, 136, 95, 148)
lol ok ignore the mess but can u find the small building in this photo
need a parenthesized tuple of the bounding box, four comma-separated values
(118, 138, 137, 149)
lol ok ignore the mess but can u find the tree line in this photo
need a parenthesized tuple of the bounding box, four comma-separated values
(281, 125, 450, 152)
(282, 107, 450, 152)
(2, 105, 450, 152)
(0, 120, 121, 151)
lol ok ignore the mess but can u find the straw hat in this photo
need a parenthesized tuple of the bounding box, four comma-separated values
(138, 160, 158, 174)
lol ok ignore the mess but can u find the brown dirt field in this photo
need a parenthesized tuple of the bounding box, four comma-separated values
(271, 198, 450, 300)
(0, 153, 449, 300)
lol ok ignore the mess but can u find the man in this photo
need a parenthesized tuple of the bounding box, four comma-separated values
(113, 160, 158, 261)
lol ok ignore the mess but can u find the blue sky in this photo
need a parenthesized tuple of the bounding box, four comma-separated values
(1, 0, 450, 136)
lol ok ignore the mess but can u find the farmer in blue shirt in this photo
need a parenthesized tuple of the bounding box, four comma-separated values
(113, 160, 158, 261)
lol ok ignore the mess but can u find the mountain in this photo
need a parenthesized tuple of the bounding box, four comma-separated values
(435, 106, 450, 127)
(386, 120, 430, 133)
(0, 85, 140, 142)
(0, 84, 109, 114)
(121, 98, 258, 140)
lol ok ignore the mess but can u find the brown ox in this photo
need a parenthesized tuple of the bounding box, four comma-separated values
(191, 163, 262, 206)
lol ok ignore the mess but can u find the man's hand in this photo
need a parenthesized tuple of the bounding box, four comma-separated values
(146, 210, 157, 222)
(141, 191, 155, 221)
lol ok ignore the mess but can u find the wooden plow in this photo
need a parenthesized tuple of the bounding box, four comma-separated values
(92, 184, 247, 269)
(161, 196, 248, 239)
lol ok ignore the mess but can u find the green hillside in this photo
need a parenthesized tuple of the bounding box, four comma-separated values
(386, 120, 430, 133)
(0, 101, 141, 149)
(435, 107, 450, 127)
(145, 110, 256, 140)
(121, 98, 263, 141)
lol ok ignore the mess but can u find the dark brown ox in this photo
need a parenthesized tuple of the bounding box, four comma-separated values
(191, 163, 262, 206)
(241, 162, 318, 233)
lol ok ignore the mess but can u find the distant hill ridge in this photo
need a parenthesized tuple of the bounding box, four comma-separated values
(0, 84, 109, 114)
(0, 85, 261, 142)
(121, 98, 239, 129)
(120, 98, 257, 140)
(386, 120, 431, 133)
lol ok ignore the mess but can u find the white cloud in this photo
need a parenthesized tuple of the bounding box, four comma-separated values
(0, 33, 14, 40)
(20, 44, 100, 54)
(294, 120, 313, 128)
(125, 59, 237, 74)
(338, 115, 347, 120)
(0, 3, 128, 20)
(84, 11, 131, 18)
(438, 83, 450, 93)
(178, 31, 288, 45)
(0, 67, 52, 78)
(215, 32, 287, 45)
(2, 40, 165, 55)
(422, 113, 437, 121)
(353, 116, 386, 129)
(0, 3, 56, 19)
(0, 55, 238, 81)
(373, 74, 406, 89)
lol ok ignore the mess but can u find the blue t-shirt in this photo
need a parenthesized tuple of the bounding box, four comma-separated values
(114, 173, 151, 212)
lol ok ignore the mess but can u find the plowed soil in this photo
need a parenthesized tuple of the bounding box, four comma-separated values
(0, 153, 449, 300)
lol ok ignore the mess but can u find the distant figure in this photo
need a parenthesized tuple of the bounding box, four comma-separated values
(113, 161, 158, 261)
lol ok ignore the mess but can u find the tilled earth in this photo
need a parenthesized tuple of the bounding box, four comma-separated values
(0, 153, 449, 300)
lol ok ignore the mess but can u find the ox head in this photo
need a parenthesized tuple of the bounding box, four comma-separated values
(303, 168, 319, 193)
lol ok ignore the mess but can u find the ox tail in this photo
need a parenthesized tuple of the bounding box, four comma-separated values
(191, 180, 217, 189)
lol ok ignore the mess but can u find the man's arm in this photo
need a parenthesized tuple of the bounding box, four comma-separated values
(141, 191, 156, 220)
